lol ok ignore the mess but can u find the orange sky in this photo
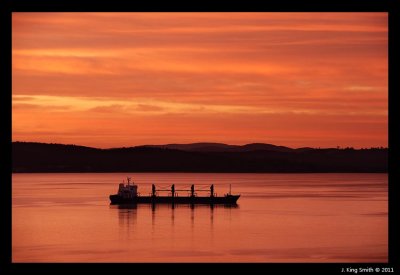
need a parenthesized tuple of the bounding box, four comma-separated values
(12, 12, 388, 148)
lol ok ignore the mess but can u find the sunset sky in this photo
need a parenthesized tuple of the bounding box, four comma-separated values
(12, 12, 388, 148)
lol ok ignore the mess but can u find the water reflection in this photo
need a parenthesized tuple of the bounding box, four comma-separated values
(111, 203, 238, 210)
(110, 204, 137, 235)
(14, 173, 388, 262)
(111, 203, 239, 231)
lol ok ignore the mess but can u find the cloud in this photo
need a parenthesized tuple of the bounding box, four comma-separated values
(88, 104, 129, 113)
(135, 104, 164, 112)
(11, 13, 388, 148)
(12, 103, 71, 111)
(344, 86, 385, 92)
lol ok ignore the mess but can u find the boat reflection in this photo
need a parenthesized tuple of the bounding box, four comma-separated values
(111, 203, 239, 232)
(109, 204, 138, 235)
(111, 203, 239, 210)
(150, 203, 239, 210)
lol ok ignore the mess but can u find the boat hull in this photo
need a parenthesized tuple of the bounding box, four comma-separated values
(109, 194, 240, 205)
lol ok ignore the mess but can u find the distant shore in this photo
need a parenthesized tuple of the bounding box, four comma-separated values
(12, 142, 388, 173)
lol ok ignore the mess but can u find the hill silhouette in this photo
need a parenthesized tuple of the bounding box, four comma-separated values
(144, 142, 293, 152)
(12, 142, 388, 173)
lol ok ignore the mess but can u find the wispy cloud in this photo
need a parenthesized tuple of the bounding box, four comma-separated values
(12, 95, 319, 115)
(344, 86, 385, 92)
(12, 13, 388, 148)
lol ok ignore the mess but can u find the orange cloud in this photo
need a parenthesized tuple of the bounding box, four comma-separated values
(12, 12, 388, 148)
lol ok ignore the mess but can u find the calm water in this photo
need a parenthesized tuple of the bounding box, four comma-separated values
(12, 173, 388, 263)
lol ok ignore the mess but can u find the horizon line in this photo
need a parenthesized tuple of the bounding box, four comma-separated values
(12, 140, 388, 150)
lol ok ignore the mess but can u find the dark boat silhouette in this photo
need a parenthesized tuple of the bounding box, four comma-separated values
(109, 177, 240, 205)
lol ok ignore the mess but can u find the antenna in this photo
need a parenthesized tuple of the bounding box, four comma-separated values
(229, 184, 231, 195)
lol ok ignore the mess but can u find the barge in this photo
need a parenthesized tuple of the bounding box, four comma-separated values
(109, 177, 240, 205)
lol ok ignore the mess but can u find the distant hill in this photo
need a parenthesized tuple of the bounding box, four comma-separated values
(12, 141, 388, 173)
(144, 142, 293, 152)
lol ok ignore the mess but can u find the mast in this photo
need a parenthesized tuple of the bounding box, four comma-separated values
(229, 184, 231, 195)
(191, 184, 195, 197)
